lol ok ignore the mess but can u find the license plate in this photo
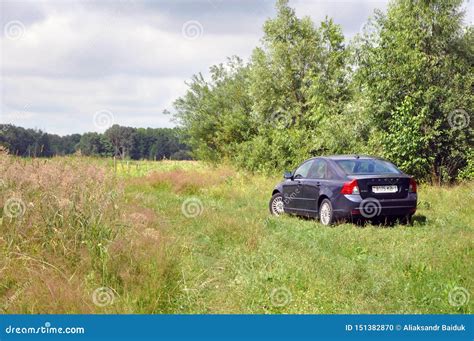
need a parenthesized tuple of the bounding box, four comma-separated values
(372, 185, 398, 193)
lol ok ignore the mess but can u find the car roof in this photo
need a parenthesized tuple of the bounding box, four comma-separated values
(312, 155, 383, 161)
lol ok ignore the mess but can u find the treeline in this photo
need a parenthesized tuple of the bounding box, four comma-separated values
(0, 124, 191, 160)
(172, 0, 473, 182)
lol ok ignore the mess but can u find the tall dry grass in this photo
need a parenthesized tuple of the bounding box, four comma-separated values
(138, 167, 236, 194)
(2, 154, 471, 314)
(0, 151, 178, 313)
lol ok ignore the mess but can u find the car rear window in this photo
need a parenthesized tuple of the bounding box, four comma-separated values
(335, 159, 402, 175)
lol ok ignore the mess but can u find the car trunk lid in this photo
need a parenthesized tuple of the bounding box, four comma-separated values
(348, 174, 411, 199)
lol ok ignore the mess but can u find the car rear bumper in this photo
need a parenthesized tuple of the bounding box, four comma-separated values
(333, 193, 417, 219)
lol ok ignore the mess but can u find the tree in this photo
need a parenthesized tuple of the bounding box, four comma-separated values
(0, 125, 51, 157)
(77, 133, 113, 157)
(355, 0, 473, 181)
(249, 0, 320, 125)
(0, 124, 191, 160)
(104, 125, 136, 159)
(48, 133, 81, 155)
(173, 56, 253, 162)
(237, 0, 350, 171)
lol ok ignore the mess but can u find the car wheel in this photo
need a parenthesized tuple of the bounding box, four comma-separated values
(269, 193, 285, 216)
(319, 199, 334, 226)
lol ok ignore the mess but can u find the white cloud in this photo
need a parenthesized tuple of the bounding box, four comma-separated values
(1, 0, 472, 135)
(0, 1, 264, 134)
(292, 0, 390, 37)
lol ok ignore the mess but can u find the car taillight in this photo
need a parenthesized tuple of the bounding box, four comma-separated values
(341, 179, 360, 195)
(409, 178, 417, 193)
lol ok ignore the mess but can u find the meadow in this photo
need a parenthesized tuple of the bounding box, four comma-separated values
(0, 152, 472, 314)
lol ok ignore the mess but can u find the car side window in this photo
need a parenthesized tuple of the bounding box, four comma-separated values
(293, 161, 313, 179)
(337, 160, 354, 174)
(326, 163, 337, 179)
(308, 159, 327, 179)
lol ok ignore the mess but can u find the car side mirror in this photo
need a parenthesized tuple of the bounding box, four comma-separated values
(284, 171, 293, 180)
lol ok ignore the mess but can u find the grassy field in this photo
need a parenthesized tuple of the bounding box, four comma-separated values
(0, 154, 472, 314)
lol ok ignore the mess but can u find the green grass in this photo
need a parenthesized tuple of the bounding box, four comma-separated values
(1, 157, 472, 313)
(122, 160, 473, 314)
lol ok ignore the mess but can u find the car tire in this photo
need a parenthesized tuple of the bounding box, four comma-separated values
(269, 193, 285, 216)
(319, 199, 334, 226)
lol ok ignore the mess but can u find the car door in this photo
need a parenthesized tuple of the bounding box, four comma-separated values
(282, 160, 312, 213)
(301, 159, 327, 213)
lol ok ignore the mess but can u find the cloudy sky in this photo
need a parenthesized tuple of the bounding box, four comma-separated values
(1, 0, 472, 135)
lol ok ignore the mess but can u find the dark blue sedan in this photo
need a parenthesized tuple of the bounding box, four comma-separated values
(269, 155, 417, 225)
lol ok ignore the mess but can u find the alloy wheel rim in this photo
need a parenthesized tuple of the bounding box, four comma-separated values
(320, 203, 331, 225)
(271, 196, 284, 216)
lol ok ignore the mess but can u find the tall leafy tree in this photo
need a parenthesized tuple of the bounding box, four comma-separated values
(249, 0, 320, 127)
(355, 0, 473, 181)
(173, 56, 253, 161)
(104, 125, 136, 159)
(239, 0, 350, 171)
